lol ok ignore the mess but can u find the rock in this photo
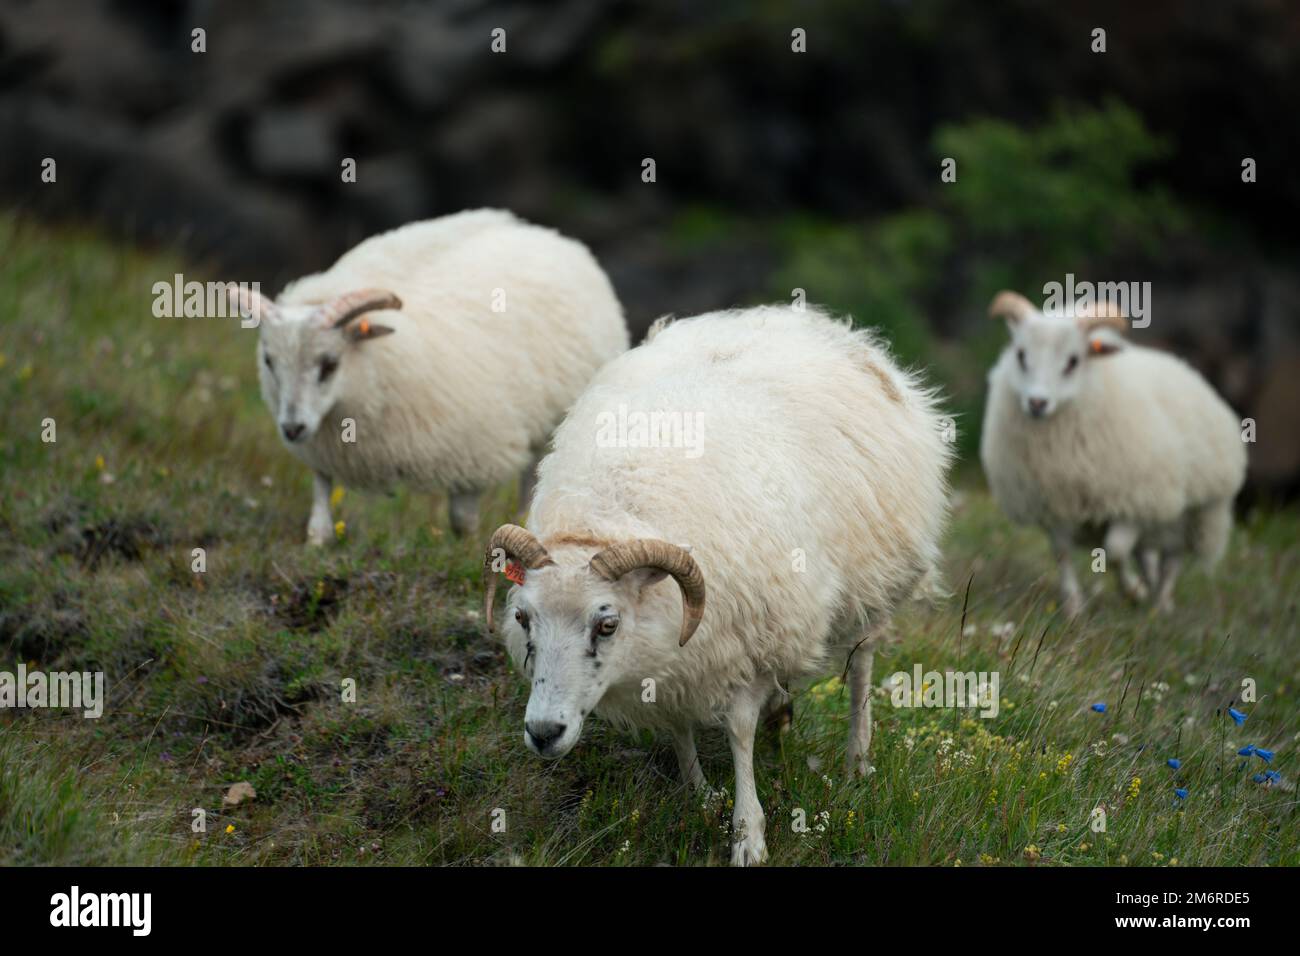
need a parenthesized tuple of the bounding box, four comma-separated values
(248, 107, 340, 179)
(1249, 352, 1300, 496)
(222, 781, 257, 807)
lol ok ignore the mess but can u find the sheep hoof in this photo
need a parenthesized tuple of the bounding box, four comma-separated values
(306, 522, 333, 547)
(1121, 578, 1149, 603)
(731, 834, 768, 867)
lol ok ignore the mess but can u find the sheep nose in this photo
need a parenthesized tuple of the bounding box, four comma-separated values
(526, 720, 566, 752)
(281, 422, 306, 442)
(1027, 397, 1048, 417)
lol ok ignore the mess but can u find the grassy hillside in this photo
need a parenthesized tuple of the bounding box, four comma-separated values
(0, 216, 1296, 866)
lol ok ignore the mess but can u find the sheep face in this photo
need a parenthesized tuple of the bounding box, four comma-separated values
(245, 289, 399, 445)
(258, 313, 355, 444)
(1001, 314, 1123, 419)
(502, 563, 667, 759)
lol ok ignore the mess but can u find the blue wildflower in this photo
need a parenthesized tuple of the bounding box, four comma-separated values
(1237, 745, 1256, 756)
(1263, 770, 1281, 784)
(1228, 707, 1247, 725)
(1254, 748, 1274, 763)
(1091, 703, 1107, 713)
(1167, 758, 1181, 770)
(1173, 787, 1188, 799)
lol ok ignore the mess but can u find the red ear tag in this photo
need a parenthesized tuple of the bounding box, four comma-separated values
(504, 561, 526, 585)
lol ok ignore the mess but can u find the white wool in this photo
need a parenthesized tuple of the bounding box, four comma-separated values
(273, 209, 628, 493)
(517, 305, 953, 726)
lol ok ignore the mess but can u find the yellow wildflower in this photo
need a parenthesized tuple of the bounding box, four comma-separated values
(225, 824, 235, 834)
(334, 520, 346, 540)
(330, 485, 345, 508)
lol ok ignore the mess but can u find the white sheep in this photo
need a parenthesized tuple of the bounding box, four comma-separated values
(481, 305, 953, 865)
(979, 290, 1246, 617)
(230, 209, 628, 543)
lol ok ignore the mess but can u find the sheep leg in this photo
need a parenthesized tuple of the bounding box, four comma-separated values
(1140, 547, 1162, 594)
(725, 679, 769, 866)
(1104, 522, 1147, 602)
(671, 726, 706, 790)
(1049, 527, 1083, 619)
(846, 635, 879, 779)
(306, 471, 334, 546)
(1154, 553, 1183, 613)
(448, 491, 481, 537)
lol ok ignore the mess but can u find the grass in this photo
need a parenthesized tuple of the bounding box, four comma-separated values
(0, 214, 1297, 866)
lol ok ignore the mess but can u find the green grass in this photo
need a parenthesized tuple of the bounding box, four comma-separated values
(0, 215, 1297, 866)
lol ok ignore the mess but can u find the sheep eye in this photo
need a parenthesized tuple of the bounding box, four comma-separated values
(318, 355, 339, 382)
(1016, 349, 1027, 371)
(1064, 354, 1079, 374)
(515, 608, 530, 631)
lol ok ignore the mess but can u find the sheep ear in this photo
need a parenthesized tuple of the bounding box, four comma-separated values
(343, 319, 396, 343)
(1087, 336, 1122, 358)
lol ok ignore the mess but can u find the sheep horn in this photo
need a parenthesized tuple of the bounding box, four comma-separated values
(988, 290, 1037, 325)
(227, 284, 280, 324)
(482, 524, 554, 633)
(318, 289, 403, 329)
(1075, 304, 1129, 335)
(589, 540, 706, 646)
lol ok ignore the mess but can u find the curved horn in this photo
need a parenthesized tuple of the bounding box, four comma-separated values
(227, 284, 280, 325)
(1075, 304, 1129, 336)
(589, 540, 706, 646)
(482, 524, 554, 633)
(988, 290, 1037, 325)
(317, 289, 403, 329)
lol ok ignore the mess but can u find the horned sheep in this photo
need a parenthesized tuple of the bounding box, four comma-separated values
(231, 209, 628, 543)
(482, 305, 953, 865)
(979, 290, 1246, 617)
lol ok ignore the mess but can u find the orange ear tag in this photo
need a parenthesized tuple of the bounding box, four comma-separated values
(504, 561, 526, 585)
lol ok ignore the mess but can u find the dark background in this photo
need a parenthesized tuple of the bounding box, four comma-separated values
(1, 0, 1296, 493)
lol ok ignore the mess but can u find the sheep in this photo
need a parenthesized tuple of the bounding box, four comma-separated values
(979, 290, 1246, 617)
(481, 305, 953, 865)
(229, 209, 628, 544)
